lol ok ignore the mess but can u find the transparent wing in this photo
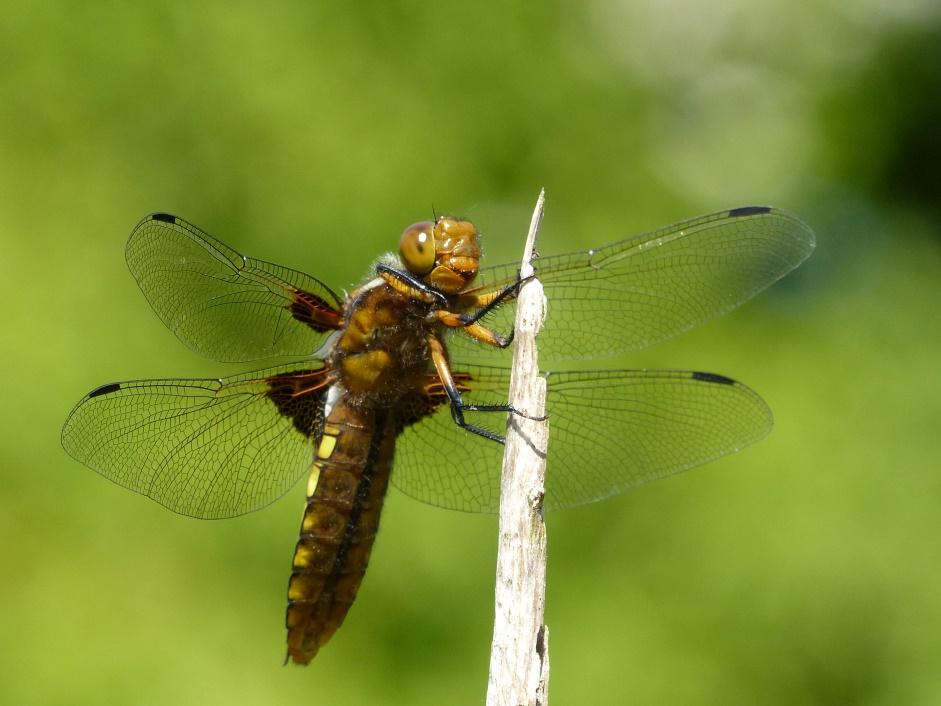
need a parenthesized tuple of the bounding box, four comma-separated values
(448, 207, 815, 365)
(392, 366, 772, 513)
(126, 213, 344, 363)
(61, 365, 331, 519)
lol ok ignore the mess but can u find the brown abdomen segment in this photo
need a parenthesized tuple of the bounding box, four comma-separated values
(286, 401, 396, 664)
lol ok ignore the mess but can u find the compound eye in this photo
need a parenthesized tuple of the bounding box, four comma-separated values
(399, 221, 436, 275)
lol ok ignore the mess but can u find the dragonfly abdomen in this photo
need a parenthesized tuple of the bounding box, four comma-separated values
(285, 401, 396, 665)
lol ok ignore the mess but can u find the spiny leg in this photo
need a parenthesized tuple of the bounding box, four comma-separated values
(427, 334, 543, 444)
(375, 263, 448, 306)
(444, 273, 535, 347)
(434, 313, 515, 349)
(435, 276, 535, 348)
(458, 273, 534, 326)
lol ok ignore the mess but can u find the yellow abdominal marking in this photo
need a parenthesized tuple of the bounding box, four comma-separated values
(306, 467, 321, 497)
(308, 431, 338, 495)
(293, 543, 314, 569)
(316, 433, 338, 462)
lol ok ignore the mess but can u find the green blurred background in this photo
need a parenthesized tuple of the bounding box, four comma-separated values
(3, 2, 940, 704)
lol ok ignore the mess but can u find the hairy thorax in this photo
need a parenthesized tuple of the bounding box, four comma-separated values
(328, 279, 437, 407)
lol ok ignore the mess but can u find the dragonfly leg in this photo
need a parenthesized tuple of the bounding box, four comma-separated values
(458, 401, 547, 422)
(375, 263, 447, 306)
(437, 317, 514, 349)
(427, 334, 541, 444)
(436, 276, 535, 348)
(459, 273, 534, 326)
(427, 334, 505, 443)
(449, 273, 536, 348)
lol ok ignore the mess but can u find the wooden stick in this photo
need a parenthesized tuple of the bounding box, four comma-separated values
(486, 190, 550, 706)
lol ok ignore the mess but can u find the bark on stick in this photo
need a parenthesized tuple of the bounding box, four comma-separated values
(485, 189, 550, 706)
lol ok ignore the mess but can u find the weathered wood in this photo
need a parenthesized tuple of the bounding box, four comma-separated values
(486, 190, 550, 706)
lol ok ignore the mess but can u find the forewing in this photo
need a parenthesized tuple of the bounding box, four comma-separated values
(448, 207, 815, 365)
(61, 365, 330, 519)
(126, 213, 344, 363)
(392, 366, 772, 513)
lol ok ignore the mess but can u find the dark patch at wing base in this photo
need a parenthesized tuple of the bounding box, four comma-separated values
(265, 368, 333, 438)
(392, 372, 475, 433)
(289, 289, 344, 333)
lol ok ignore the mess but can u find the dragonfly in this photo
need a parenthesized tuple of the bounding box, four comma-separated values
(61, 205, 814, 664)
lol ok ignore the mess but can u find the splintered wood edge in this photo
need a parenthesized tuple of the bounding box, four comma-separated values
(486, 189, 550, 706)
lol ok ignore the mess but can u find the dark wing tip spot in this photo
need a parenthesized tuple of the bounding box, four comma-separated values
(151, 212, 176, 223)
(692, 371, 735, 386)
(728, 206, 772, 218)
(88, 382, 122, 398)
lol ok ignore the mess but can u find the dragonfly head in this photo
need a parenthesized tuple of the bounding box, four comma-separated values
(398, 216, 481, 294)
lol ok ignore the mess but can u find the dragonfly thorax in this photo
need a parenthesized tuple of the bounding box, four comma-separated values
(329, 281, 436, 406)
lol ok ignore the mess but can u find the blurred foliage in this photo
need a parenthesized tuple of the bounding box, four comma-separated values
(2, 1, 940, 705)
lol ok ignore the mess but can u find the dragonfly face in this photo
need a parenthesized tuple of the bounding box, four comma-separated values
(399, 217, 482, 293)
(62, 205, 814, 664)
